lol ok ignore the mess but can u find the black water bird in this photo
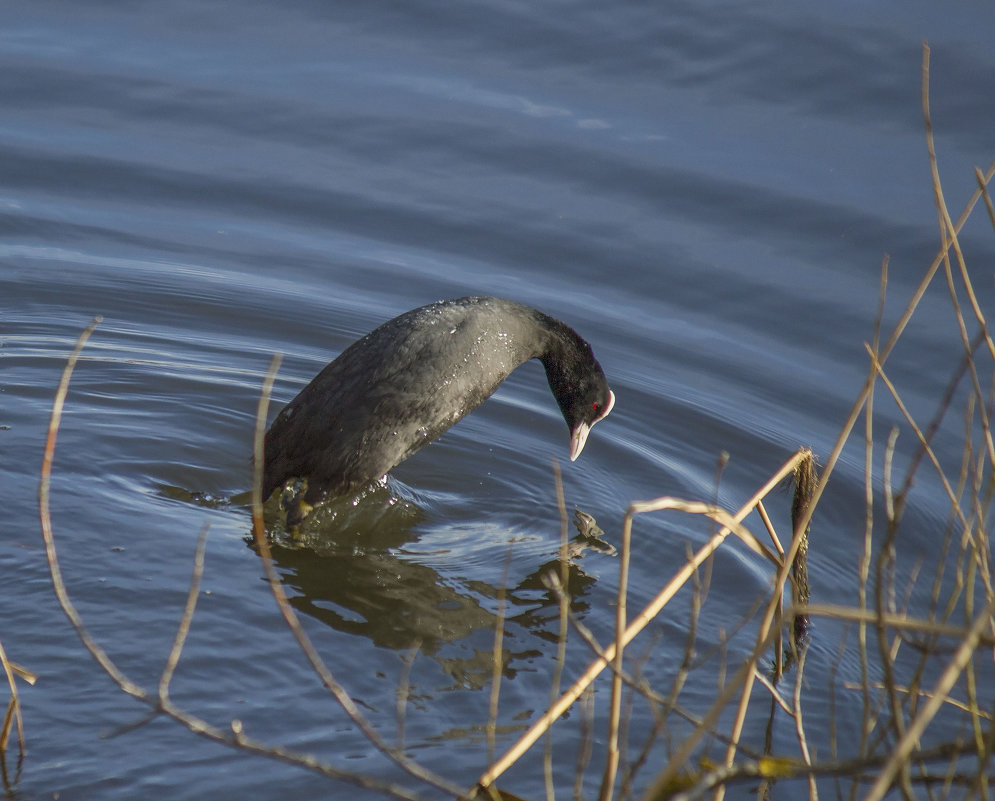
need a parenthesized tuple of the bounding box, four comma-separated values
(262, 297, 614, 519)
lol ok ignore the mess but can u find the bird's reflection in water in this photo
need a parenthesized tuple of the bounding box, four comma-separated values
(248, 481, 612, 688)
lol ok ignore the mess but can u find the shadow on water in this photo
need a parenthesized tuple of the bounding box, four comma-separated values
(237, 480, 612, 683)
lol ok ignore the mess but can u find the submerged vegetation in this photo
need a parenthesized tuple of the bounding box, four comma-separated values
(6, 43, 995, 800)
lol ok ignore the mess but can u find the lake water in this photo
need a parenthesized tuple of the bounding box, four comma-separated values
(2, 2, 993, 799)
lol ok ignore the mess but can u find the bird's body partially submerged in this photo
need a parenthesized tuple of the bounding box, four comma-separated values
(262, 297, 613, 516)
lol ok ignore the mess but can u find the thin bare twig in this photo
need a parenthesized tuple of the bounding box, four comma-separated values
(865, 593, 995, 801)
(39, 317, 149, 700)
(715, 472, 815, 801)
(976, 166, 995, 232)
(856, 255, 888, 774)
(597, 491, 634, 801)
(249, 354, 467, 798)
(396, 641, 420, 753)
(791, 646, 817, 801)
(575, 686, 596, 801)
(0, 635, 33, 754)
(842, 681, 993, 721)
(158, 524, 209, 704)
(790, 603, 995, 645)
(547, 459, 570, 801)
(755, 500, 784, 557)
(867, 347, 969, 536)
(752, 668, 794, 717)
(487, 546, 512, 768)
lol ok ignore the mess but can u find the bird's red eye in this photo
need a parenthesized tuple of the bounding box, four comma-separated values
(592, 403, 600, 412)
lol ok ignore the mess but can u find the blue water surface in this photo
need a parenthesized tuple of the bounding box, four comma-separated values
(2, 1, 993, 799)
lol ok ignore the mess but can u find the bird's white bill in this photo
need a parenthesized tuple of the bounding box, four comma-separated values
(569, 390, 615, 461)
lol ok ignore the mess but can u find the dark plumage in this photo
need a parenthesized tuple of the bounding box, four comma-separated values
(263, 297, 613, 513)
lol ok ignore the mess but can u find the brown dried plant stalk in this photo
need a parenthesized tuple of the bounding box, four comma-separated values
(0, 636, 36, 755)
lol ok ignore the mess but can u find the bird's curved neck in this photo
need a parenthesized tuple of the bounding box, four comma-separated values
(534, 315, 591, 387)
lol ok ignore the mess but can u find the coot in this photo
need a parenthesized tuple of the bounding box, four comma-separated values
(263, 297, 614, 518)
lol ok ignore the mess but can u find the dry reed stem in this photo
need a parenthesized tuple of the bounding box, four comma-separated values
(547, 460, 570, 801)
(158, 524, 210, 705)
(624, 500, 779, 569)
(976, 166, 995, 231)
(752, 668, 793, 716)
(756, 493, 787, 681)
(575, 686, 596, 801)
(0, 641, 36, 755)
(617, 631, 663, 798)
(718, 663, 756, 801)
(1, 663, 35, 687)
(842, 681, 993, 721)
(940, 253, 995, 470)
(714, 489, 813, 801)
(919, 38, 995, 591)
(857, 256, 887, 765)
(866, 348, 967, 527)
(755, 500, 784, 557)
(730, 457, 817, 799)
(859, 253, 887, 756)
(896, 328, 986, 516)
(922, 44, 995, 393)
(475, 448, 809, 793)
(487, 546, 512, 768)
(39, 317, 148, 701)
(0, 702, 14, 756)
(791, 646, 817, 801)
(597, 490, 634, 801)
(922, 42, 995, 605)
(0, 637, 27, 754)
(793, 603, 995, 645)
(617, 638, 658, 795)
(249, 355, 466, 798)
(875, 423, 915, 801)
(396, 641, 420, 752)
(865, 593, 995, 801)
